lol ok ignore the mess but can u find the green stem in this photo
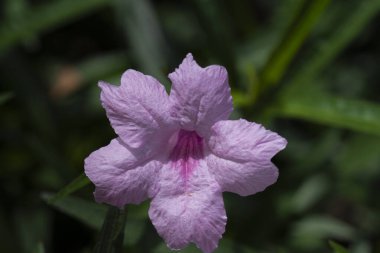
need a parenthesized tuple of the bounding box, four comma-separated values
(260, 0, 331, 89)
(94, 206, 127, 253)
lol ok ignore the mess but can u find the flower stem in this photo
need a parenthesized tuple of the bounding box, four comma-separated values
(93, 205, 127, 253)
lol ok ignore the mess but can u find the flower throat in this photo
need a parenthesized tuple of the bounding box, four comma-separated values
(169, 130, 204, 179)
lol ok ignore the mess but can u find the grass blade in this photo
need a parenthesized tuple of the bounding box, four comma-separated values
(329, 240, 349, 253)
(277, 93, 380, 136)
(286, 0, 380, 90)
(44, 194, 147, 247)
(43, 194, 105, 229)
(260, 0, 331, 88)
(47, 173, 90, 204)
(113, 0, 169, 85)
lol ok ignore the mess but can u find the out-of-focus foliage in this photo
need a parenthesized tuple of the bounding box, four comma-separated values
(1, 0, 380, 252)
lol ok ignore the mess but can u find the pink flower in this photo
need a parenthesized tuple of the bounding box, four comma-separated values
(85, 53, 287, 253)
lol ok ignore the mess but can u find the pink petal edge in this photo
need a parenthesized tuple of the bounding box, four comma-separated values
(149, 161, 227, 253)
(168, 53, 233, 138)
(84, 138, 161, 207)
(99, 69, 176, 157)
(207, 119, 287, 196)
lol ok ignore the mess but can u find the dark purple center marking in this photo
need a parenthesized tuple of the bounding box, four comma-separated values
(169, 130, 204, 180)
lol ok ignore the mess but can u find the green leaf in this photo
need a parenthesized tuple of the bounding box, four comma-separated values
(123, 219, 146, 246)
(113, 0, 169, 85)
(231, 90, 251, 107)
(235, 60, 261, 106)
(0, 0, 109, 52)
(43, 194, 106, 229)
(292, 174, 328, 213)
(47, 173, 90, 204)
(334, 134, 380, 177)
(273, 0, 380, 131)
(94, 206, 126, 253)
(44, 194, 147, 246)
(13, 208, 51, 253)
(329, 240, 349, 253)
(286, 0, 380, 90)
(277, 93, 380, 136)
(294, 129, 341, 172)
(291, 215, 355, 250)
(260, 0, 331, 88)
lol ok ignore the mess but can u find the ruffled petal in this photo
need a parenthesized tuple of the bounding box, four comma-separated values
(149, 161, 226, 253)
(84, 138, 161, 208)
(169, 53, 233, 138)
(208, 119, 287, 162)
(207, 154, 279, 196)
(99, 69, 176, 156)
(207, 119, 287, 196)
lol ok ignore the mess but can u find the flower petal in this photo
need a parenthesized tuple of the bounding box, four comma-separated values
(207, 119, 287, 196)
(99, 69, 176, 155)
(208, 119, 287, 162)
(84, 138, 161, 208)
(169, 53, 233, 137)
(149, 161, 226, 253)
(207, 154, 279, 196)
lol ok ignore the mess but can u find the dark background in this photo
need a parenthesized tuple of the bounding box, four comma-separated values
(1, 0, 380, 252)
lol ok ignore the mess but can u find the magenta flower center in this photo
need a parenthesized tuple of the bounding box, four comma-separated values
(170, 130, 204, 179)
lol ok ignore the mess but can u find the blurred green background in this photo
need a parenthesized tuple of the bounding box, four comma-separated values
(1, 0, 380, 252)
